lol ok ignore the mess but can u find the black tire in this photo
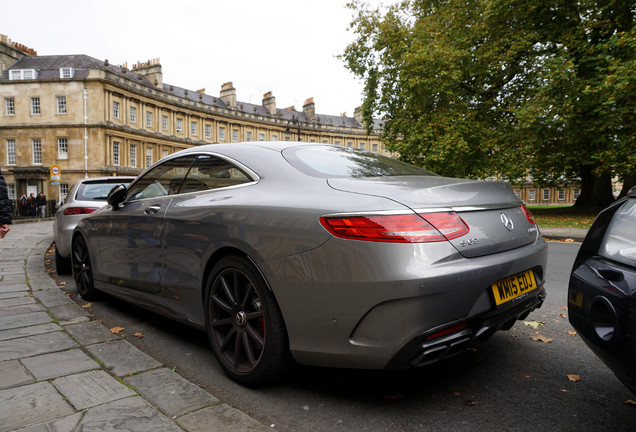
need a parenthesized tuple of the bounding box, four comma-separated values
(205, 256, 290, 387)
(71, 236, 99, 300)
(54, 243, 72, 275)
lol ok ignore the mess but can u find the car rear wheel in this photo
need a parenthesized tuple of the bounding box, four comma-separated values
(71, 236, 98, 300)
(54, 243, 72, 275)
(205, 256, 290, 386)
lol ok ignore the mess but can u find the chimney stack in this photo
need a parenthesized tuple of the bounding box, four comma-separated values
(220, 82, 237, 109)
(303, 97, 315, 121)
(263, 91, 276, 116)
(354, 106, 363, 124)
(133, 58, 163, 87)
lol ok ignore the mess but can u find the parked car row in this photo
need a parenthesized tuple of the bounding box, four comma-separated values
(50, 142, 634, 392)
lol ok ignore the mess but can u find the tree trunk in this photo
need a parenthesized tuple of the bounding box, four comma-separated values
(574, 165, 616, 208)
(618, 174, 636, 198)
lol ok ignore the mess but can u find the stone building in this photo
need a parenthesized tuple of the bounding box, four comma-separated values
(0, 34, 385, 206)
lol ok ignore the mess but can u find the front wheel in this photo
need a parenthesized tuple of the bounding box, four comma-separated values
(71, 236, 99, 300)
(205, 256, 290, 386)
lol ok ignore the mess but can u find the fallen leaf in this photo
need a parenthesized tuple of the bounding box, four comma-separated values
(567, 374, 581, 382)
(568, 330, 577, 335)
(466, 399, 478, 406)
(562, 306, 568, 311)
(560, 314, 567, 318)
(524, 321, 546, 329)
(110, 326, 125, 334)
(625, 399, 636, 406)
(465, 347, 478, 352)
(560, 389, 569, 393)
(531, 335, 553, 343)
(81, 303, 93, 308)
(452, 392, 461, 397)
(134, 332, 144, 338)
(564, 238, 575, 243)
(510, 333, 518, 338)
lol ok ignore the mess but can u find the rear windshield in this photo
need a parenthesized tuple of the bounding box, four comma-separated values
(283, 145, 437, 178)
(76, 180, 132, 201)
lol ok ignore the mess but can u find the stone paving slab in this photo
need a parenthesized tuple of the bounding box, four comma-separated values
(177, 404, 271, 432)
(125, 367, 219, 418)
(47, 303, 90, 323)
(0, 284, 29, 294)
(0, 322, 61, 342)
(0, 296, 36, 308)
(0, 292, 28, 299)
(15, 412, 83, 432)
(64, 320, 120, 345)
(0, 303, 46, 317)
(31, 289, 74, 307)
(0, 360, 34, 390)
(0, 311, 52, 331)
(0, 331, 78, 362)
(0, 382, 75, 432)
(53, 370, 137, 410)
(22, 348, 100, 381)
(76, 396, 183, 432)
(86, 340, 161, 377)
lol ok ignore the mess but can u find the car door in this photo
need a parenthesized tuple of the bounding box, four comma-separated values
(96, 155, 197, 293)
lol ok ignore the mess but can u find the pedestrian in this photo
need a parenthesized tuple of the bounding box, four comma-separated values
(19, 193, 28, 217)
(0, 168, 12, 238)
(36, 191, 47, 218)
(27, 193, 36, 217)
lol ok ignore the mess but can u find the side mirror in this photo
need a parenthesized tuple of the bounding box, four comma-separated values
(107, 184, 127, 208)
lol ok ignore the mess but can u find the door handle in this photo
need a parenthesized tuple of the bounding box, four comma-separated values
(144, 205, 160, 215)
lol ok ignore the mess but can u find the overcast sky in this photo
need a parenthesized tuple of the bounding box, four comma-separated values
(1, 0, 392, 116)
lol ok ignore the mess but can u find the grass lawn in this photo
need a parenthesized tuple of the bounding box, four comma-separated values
(527, 205, 601, 229)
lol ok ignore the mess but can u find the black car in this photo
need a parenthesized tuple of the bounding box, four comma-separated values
(568, 186, 636, 394)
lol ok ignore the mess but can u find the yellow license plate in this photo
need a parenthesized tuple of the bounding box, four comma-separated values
(491, 270, 538, 306)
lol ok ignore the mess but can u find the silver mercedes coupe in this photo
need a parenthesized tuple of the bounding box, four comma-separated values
(71, 142, 548, 386)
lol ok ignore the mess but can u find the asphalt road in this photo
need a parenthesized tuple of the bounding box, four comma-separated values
(49, 241, 636, 431)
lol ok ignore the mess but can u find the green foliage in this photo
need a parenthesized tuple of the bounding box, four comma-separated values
(342, 0, 635, 189)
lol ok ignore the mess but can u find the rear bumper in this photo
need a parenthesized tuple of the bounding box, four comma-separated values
(386, 288, 546, 368)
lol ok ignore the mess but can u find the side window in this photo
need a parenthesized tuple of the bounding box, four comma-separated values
(179, 155, 252, 194)
(127, 156, 197, 201)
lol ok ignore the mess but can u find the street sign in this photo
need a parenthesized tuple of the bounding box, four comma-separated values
(50, 165, 61, 181)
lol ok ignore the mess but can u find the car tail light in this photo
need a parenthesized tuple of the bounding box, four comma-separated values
(63, 207, 98, 216)
(319, 212, 469, 243)
(521, 205, 536, 225)
(425, 322, 467, 340)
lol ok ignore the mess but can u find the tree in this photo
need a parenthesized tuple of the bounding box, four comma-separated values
(342, 0, 635, 206)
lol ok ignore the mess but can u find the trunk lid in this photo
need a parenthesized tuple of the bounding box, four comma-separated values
(327, 176, 540, 258)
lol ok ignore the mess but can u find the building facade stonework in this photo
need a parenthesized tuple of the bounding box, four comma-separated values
(0, 35, 385, 205)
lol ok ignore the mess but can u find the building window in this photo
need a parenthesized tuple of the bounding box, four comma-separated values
(162, 149, 169, 159)
(514, 190, 521, 199)
(113, 101, 120, 119)
(335, 140, 341, 145)
(161, 115, 168, 130)
(9, 69, 37, 80)
(359, 142, 365, 150)
(31, 97, 41, 115)
(130, 106, 137, 123)
(59, 67, 73, 78)
(322, 139, 328, 143)
(259, 133, 265, 141)
(130, 144, 137, 167)
(543, 189, 550, 201)
(146, 111, 152, 127)
(372, 143, 378, 153)
(113, 141, 120, 165)
(60, 184, 69, 200)
(5, 98, 15, 115)
(347, 141, 353, 148)
(32, 139, 42, 164)
(146, 147, 153, 167)
(272, 134, 277, 141)
(176, 119, 183, 133)
(205, 124, 212, 138)
(246, 131, 252, 141)
(7, 184, 15, 200)
(558, 189, 565, 200)
(6, 140, 16, 165)
(232, 129, 239, 142)
(58, 138, 68, 159)
(57, 96, 67, 114)
(573, 189, 580, 199)
(191, 121, 197, 136)
(219, 127, 226, 141)
(528, 190, 536, 201)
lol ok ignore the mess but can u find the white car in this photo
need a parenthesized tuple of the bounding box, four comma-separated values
(53, 176, 134, 274)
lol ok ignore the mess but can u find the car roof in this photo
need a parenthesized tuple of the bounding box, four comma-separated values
(75, 176, 136, 184)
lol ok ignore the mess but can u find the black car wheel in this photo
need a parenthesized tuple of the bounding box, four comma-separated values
(54, 243, 72, 275)
(205, 256, 290, 386)
(71, 236, 98, 300)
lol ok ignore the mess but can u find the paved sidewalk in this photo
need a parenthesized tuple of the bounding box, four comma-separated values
(0, 222, 269, 432)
